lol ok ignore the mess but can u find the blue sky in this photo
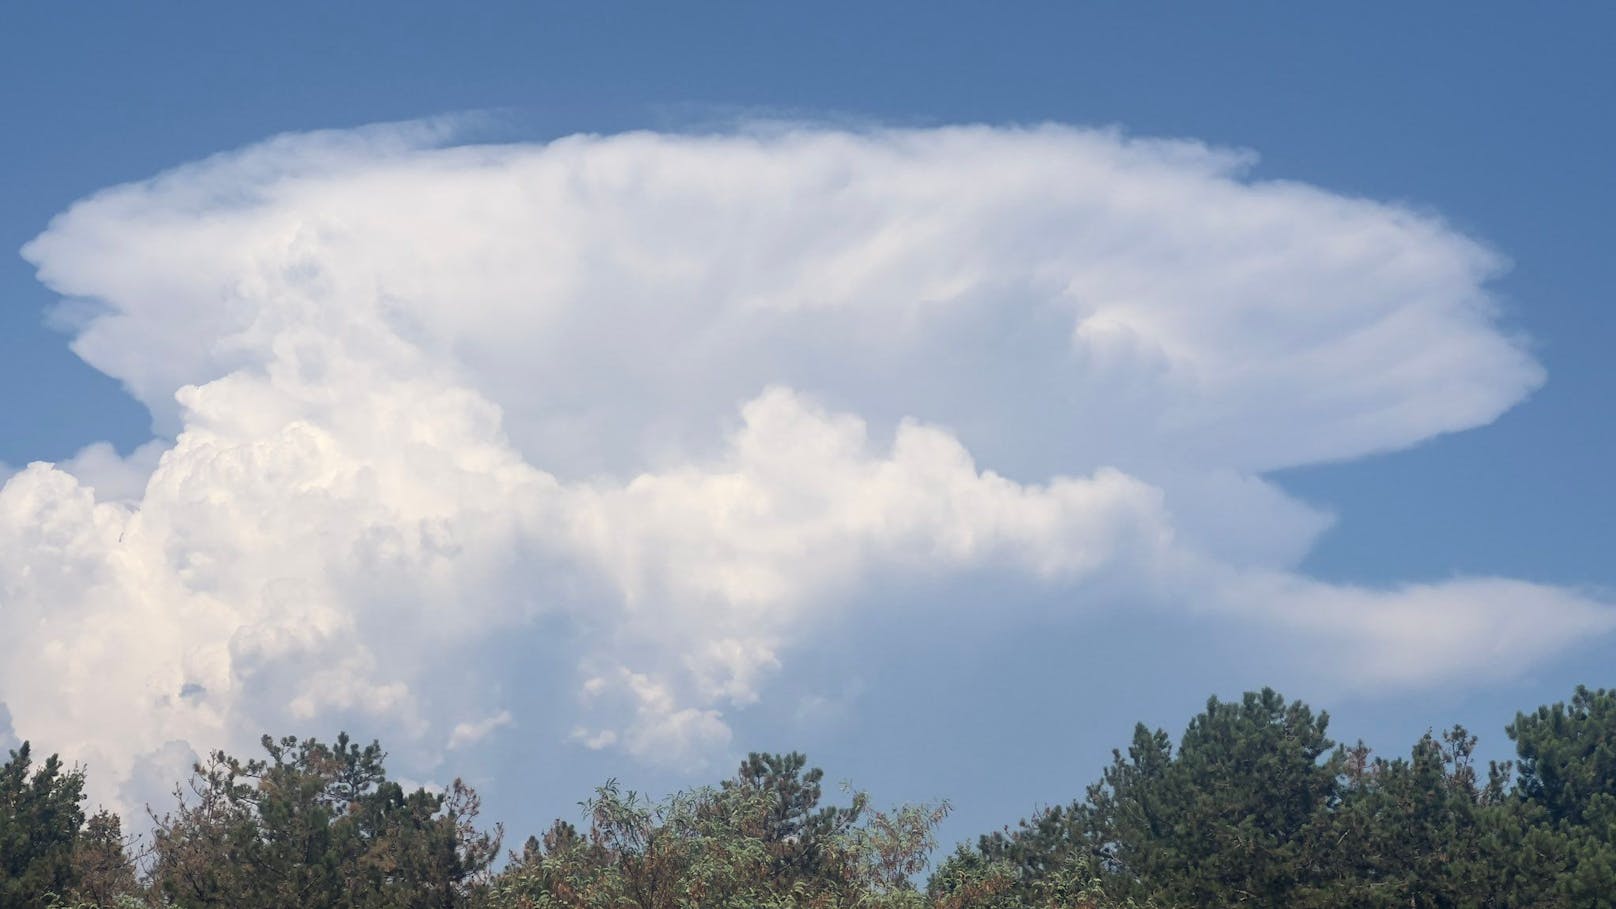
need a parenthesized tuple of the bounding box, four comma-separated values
(2, 3, 1612, 853)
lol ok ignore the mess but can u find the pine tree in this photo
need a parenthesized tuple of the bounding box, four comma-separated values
(0, 742, 88, 909)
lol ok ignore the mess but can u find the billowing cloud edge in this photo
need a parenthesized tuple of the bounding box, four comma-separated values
(1, 119, 1604, 811)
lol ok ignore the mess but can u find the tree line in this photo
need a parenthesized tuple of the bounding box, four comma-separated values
(4, 685, 1615, 908)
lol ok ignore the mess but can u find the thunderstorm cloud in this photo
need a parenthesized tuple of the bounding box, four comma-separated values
(4, 120, 1609, 809)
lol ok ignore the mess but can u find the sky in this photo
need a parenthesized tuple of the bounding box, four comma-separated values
(1, 2, 1613, 855)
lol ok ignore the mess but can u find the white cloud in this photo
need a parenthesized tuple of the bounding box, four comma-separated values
(1215, 572, 1616, 688)
(60, 440, 167, 506)
(448, 709, 514, 750)
(3, 120, 1607, 809)
(568, 727, 618, 751)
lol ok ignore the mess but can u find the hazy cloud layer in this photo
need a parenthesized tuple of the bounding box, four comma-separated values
(5, 121, 1608, 809)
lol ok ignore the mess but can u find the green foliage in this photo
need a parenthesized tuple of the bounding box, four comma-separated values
(1320, 727, 1504, 907)
(1079, 688, 1341, 906)
(7, 686, 1616, 908)
(484, 753, 947, 909)
(929, 844, 1161, 909)
(945, 688, 1616, 908)
(1498, 686, 1616, 907)
(42, 894, 148, 909)
(1510, 686, 1616, 830)
(1, 742, 89, 909)
(487, 778, 791, 908)
(721, 751, 864, 888)
(147, 732, 500, 909)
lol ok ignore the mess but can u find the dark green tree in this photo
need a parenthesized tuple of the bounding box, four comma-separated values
(1509, 686, 1616, 830)
(147, 732, 500, 909)
(720, 751, 863, 888)
(1321, 727, 1504, 907)
(1497, 686, 1616, 907)
(0, 742, 88, 909)
(1082, 688, 1342, 906)
(937, 802, 1092, 905)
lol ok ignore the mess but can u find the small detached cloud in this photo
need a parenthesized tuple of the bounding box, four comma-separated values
(3, 120, 1606, 811)
(448, 709, 514, 751)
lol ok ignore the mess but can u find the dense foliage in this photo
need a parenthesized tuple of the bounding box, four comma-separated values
(1, 743, 88, 909)
(143, 733, 500, 908)
(6, 686, 1616, 907)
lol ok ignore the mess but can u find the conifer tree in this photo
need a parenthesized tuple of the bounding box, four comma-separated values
(147, 732, 499, 909)
(0, 742, 88, 909)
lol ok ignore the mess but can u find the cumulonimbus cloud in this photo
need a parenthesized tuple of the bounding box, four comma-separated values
(3, 119, 1608, 809)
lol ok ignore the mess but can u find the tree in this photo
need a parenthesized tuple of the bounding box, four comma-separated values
(943, 802, 1092, 905)
(1499, 686, 1616, 907)
(0, 742, 88, 909)
(486, 755, 945, 909)
(1509, 686, 1616, 830)
(147, 732, 500, 909)
(1322, 727, 1504, 907)
(66, 809, 139, 907)
(947, 690, 1340, 907)
(1082, 688, 1342, 906)
(720, 751, 863, 889)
